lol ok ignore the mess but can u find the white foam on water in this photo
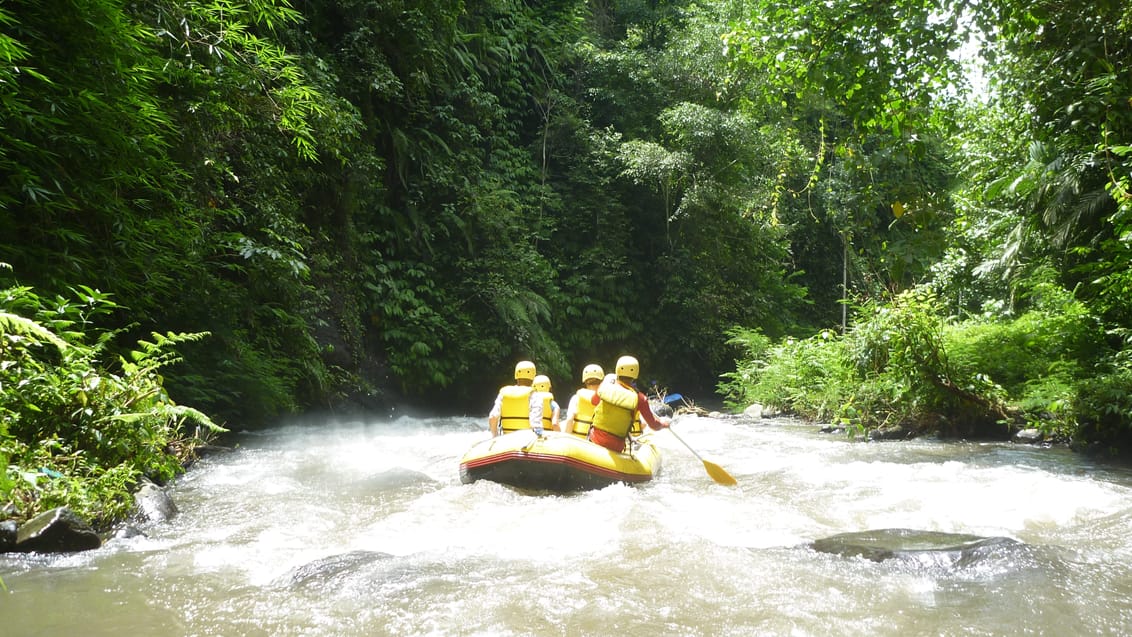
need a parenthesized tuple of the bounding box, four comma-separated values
(5, 414, 1132, 637)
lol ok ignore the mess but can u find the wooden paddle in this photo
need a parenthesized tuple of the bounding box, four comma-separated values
(666, 426, 737, 486)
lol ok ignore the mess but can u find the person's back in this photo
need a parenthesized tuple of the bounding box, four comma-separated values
(589, 355, 669, 452)
(565, 364, 603, 436)
(498, 384, 535, 433)
(591, 373, 638, 450)
(531, 374, 560, 433)
(488, 361, 539, 436)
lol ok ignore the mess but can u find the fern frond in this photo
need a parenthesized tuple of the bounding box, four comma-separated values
(167, 404, 228, 434)
(0, 311, 68, 351)
(102, 403, 227, 434)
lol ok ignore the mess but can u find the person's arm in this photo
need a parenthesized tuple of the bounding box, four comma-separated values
(488, 392, 503, 436)
(636, 392, 670, 430)
(529, 394, 544, 435)
(592, 374, 615, 406)
(551, 400, 561, 429)
(564, 394, 580, 431)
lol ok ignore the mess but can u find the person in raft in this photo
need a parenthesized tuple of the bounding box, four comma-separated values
(588, 355, 670, 452)
(487, 360, 544, 436)
(531, 374, 561, 433)
(563, 363, 603, 437)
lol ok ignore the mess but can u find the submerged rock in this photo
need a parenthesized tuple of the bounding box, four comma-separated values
(811, 528, 1021, 566)
(277, 550, 395, 588)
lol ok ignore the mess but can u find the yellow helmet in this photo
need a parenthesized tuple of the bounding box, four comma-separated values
(615, 355, 639, 380)
(533, 374, 551, 392)
(581, 364, 604, 383)
(514, 360, 536, 381)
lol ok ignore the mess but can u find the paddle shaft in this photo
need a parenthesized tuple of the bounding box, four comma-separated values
(666, 425, 738, 486)
(666, 426, 704, 461)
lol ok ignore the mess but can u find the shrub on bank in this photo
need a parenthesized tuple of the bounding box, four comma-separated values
(1, 269, 224, 529)
(721, 285, 1126, 446)
(720, 327, 855, 424)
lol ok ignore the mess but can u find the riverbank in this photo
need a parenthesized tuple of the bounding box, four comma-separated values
(720, 293, 1132, 458)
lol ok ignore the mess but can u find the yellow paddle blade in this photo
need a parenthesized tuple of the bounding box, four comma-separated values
(667, 425, 737, 486)
(703, 460, 737, 486)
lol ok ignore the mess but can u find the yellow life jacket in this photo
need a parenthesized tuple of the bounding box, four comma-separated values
(533, 391, 555, 430)
(569, 388, 597, 436)
(629, 411, 643, 436)
(499, 385, 533, 432)
(591, 380, 638, 439)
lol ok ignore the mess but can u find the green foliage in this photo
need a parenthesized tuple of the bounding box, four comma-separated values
(946, 282, 1104, 392)
(1, 276, 224, 527)
(4, 0, 1132, 455)
(724, 278, 1129, 442)
(722, 0, 968, 136)
(364, 257, 458, 390)
(966, 1, 1132, 346)
(714, 1, 962, 330)
(717, 327, 772, 407)
(575, 3, 818, 388)
(147, 0, 321, 159)
(1074, 370, 1132, 451)
(0, 0, 345, 427)
(720, 327, 852, 422)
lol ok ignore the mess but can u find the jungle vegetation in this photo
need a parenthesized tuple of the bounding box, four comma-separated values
(2, 0, 1131, 526)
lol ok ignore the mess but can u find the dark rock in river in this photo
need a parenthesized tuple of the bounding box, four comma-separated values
(109, 478, 181, 540)
(277, 550, 395, 588)
(1013, 428, 1046, 443)
(811, 528, 1021, 566)
(12, 507, 101, 553)
(867, 422, 916, 440)
(131, 478, 179, 525)
(0, 520, 17, 551)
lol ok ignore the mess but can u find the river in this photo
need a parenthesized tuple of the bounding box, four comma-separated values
(3, 412, 1132, 636)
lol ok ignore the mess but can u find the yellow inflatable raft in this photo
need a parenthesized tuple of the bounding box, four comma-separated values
(459, 430, 661, 491)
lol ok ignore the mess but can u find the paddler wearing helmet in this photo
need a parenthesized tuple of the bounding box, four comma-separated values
(531, 374, 561, 433)
(587, 355, 670, 452)
(487, 360, 544, 436)
(564, 363, 603, 436)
